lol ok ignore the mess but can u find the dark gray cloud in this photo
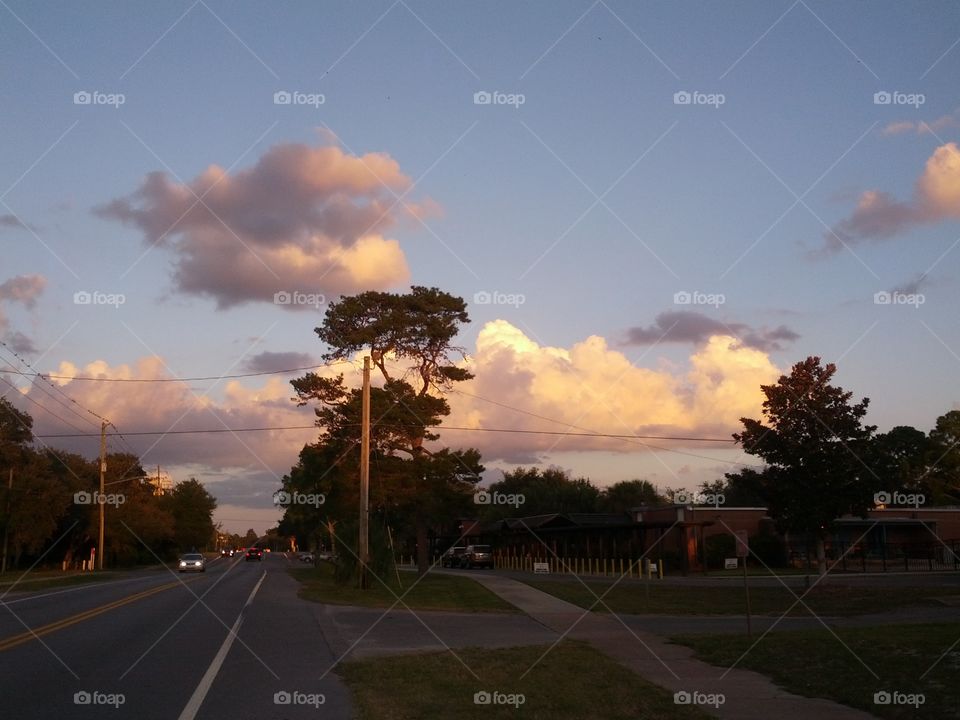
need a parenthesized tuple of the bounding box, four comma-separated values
(624, 311, 799, 352)
(242, 351, 317, 374)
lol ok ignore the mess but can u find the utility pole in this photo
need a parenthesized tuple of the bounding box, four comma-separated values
(359, 355, 371, 589)
(97, 421, 106, 570)
(1, 468, 12, 574)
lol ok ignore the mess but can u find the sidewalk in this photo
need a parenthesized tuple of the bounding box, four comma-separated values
(468, 573, 877, 720)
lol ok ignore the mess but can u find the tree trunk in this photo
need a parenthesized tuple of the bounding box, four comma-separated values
(816, 533, 827, 577)
(416, 518, 429, 577)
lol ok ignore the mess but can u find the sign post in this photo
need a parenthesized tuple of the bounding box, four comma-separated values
(735, 530, 752, 638)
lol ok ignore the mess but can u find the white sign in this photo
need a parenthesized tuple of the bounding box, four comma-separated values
(724, 558, 738, 570)
(533, 562, 550, 574)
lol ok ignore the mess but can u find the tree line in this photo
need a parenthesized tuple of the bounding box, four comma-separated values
(0, 398, 217, 571)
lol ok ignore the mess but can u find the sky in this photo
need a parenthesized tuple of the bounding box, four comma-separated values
(1, 1, 959, 534)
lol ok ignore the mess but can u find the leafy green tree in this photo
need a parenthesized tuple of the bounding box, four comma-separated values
(700, 468, 769, 507)
(243, 528, 259, 546)
(927, 410, 960, 504)
(480, 467, 600, 520)
(734, 357, 877, 576)
(162, 478, 217, 551)
(600, 479, 665, 512)
(290, 286, 481, 579)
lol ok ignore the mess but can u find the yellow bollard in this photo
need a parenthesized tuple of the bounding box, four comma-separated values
(658, 559, 663, 579)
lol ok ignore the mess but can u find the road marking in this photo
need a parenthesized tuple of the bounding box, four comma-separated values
(177, 570, 267, 720)
(0, 577, 201, 653)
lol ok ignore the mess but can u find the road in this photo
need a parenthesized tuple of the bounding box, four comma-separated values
(0, 553, 353, 719)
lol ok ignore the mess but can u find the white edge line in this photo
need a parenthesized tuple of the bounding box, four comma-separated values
(177, 570, 266, 720)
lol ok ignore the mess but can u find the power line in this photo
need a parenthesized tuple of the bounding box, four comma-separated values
(0, 375, 92, 435)
(0, 363, 339, 383)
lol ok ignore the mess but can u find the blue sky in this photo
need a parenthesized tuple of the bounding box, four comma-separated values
(2, 1, 959, 532)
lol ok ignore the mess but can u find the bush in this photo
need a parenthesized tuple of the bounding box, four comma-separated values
(704, 534, 736, 569)
(333, 521, 397, 586)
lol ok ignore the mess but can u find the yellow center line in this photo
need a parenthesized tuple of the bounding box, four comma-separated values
(0, 576, 204, 653)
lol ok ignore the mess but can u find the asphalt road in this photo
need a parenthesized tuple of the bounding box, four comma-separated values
(0, 553, 352, 719)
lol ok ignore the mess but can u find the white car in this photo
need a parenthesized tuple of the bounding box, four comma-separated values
(178, 553, 206, 572)
(298, 552, 315, 562)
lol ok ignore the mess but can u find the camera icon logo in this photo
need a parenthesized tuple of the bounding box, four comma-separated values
(74, 691, 92, 705)
(74, 290, 92, 305)
(474, 491, 491, 505)
(874, 491, 891, 505)
(675, 491, 692, 504)
(673, 290, 692, 305)
(273, 491, 292, 507)
(274, 291, 292, 305)
(74, 491, 92, 505)
(274, 91, 292, 105)
(873, 291, 891, 305)
(473, 691, 491, 704)
(473, 290, 491, 305)
(73, 91, 92, 105)
(473, 91, 492, 105)
(673, 91, 692, 105)
(873, 91, 892, 105)
(674, 690, 692, 704)
(874, 691, 891, 705)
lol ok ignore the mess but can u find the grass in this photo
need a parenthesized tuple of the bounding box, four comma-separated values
(340, 640, 713, 720)
(672, 623, 960, 719)
(290, 563, 518, 612)
(522, 579, 960, 616)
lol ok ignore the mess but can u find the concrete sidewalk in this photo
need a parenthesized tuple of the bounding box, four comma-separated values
(468, 573, 877, 720)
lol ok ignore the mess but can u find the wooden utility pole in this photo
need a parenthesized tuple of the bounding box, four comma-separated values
(97, 421, 106, 570)
(1, 468, 12, 574)
(359, 355, 371, 589)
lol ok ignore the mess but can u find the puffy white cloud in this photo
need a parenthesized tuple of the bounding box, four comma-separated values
(445, 320, 780, 462)
(826, 142, 960, 249)
(95, 143, 424, 308)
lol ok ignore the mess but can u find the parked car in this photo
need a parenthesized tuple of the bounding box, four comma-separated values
(297, 552, 315, 563)
(179, 553, 206, 573)
(245, 547, 263, 562)
(441, 546, 466, 568)
(461, 545, 493, 569)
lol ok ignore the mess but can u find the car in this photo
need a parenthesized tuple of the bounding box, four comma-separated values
(245, 547, 263, 562)
(297, 552, 315, 563)
(441, 546, 466, 568)
(179, 553, 206, 573)
(220, 548, 234, 557)
(461, 545, 493, 569)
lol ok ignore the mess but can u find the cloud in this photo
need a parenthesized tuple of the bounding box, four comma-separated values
(95, 142, 424, 308)
(891, 272, 930, 295)
(881, 110, 960, 136)
(0, 274, 46, 351)
(826, 142, 960, 249)
(0, 214, 34, 233)
(446, 320, 781, 463)
(0, 274, 46, 308)
(242, 351, 317, 374)
(623, 311, 799, 352)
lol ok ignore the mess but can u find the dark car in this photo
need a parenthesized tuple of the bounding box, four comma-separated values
(461, 544, 493, 569)
(245, 547, 263, 562)
(441, 546, 466, 568)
